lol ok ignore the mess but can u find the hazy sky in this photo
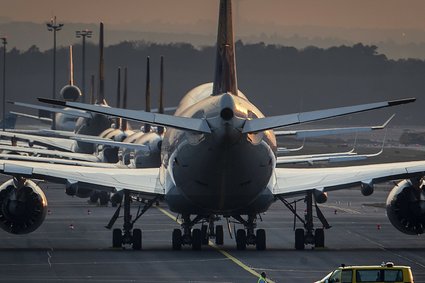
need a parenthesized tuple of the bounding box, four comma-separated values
(2, 0, 425, 30)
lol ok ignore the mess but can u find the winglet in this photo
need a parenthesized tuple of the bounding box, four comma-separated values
(372, 114, 395, 130)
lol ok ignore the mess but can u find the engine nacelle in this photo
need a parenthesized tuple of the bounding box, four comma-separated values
(314, 190, 328, 204)
(386, 179, 425, 235)
(361, 182, 374, 196)
(0, 179, 48, 234)
(65, 183, 93, 198)
(60, 85, 81, 102)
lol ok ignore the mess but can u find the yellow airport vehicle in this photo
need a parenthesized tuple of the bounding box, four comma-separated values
(315, 262, 414, 283)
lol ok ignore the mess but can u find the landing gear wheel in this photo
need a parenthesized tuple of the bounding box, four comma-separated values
(172, 229, 182, 250)
(132, 228, 142, 250)
(201, 225, 208, 245)
(112, 228, 122, 248)
(314, 228, 325, 248)
(256, 229, 266, 251)
(295, 228, 305, 250)
(215, 225, 224, 245)
(236, 229, 247, 250)
(192, 228, 202, 250)
(99, 191, 109, 206)
(89, 191, 99, 203)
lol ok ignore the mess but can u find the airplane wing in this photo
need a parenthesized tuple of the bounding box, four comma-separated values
(0, 131, 76, 152)
(243, 98, 414, 133)
(0, 159, 163, 195)
(0, 145, 101, 162)
(39, 99, 211, 133)
(274, 114, 394, 139)
(273, 160, 425, 196)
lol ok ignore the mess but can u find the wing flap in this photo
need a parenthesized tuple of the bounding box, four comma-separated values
(273, 161, 425, 196)
(0, 160, 163, 195)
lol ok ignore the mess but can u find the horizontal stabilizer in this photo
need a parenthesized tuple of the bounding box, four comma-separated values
(0, 144, 100, 162)
(39, 98, 211, 134)
(71, 136, 150, 152)
(10, 111, 52, 123)
(243, 98, 414, 133)
(274, 114, 395, 139)
(0, 131, 76, 152)
(276, 148, 382, 165)
(9, 101, 92, 119)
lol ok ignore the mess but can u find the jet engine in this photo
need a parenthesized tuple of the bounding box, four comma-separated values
(65, 182, 93, 198)
(60, 85, 81, 102)
(313, 190, 328, 204)
(0, 179, 48, 234)
(386, 179, 425, 235)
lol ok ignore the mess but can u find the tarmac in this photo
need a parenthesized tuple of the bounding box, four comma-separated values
(0, 181, 424, 283)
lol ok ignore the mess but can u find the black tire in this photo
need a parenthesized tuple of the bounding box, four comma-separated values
(192, 229, 202, 250)
(256, 229, 266, 251)
(112, 229, 122, 248)
(314, 228, 325, 248)
(89, 191, 99, 203)
(201, 225, 208, 245)
(132, 229, 142, 250)
(99, 191, 110, 206)
(215, 225, 224, 245)
(236, 229, 247, 250)
(172, 229, 182, 250)
(295, 228, 305, 250)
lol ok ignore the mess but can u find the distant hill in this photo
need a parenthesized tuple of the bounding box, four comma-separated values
(2, 21, 425, 59)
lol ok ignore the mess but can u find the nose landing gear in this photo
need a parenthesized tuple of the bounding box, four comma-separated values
(171, 214, 225, 250)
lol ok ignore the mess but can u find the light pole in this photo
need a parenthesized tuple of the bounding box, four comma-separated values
(1, 36, 6, 131)
(75, 29, 92, 103)
(46, 16, 63, 130)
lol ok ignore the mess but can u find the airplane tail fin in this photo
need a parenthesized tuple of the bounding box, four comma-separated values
(96, 22, 106, 104)
(144, 57, 151, 133)
(158, 56, 165, 135)
(122, 67, 128, 132)
(212, 0, 238, 96)
(69, 46, 74, 86)
(90, 74, 95, 104)
(0, 113, 17, 130)
(115, 67, 121, 129)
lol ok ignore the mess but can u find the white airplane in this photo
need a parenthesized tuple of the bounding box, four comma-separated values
(0, 0, 422, 252)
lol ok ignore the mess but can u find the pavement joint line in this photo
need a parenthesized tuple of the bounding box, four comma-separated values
(320, 204, 361, 214)
(347, 229, 425, 269)
(156, 206, 276, 283)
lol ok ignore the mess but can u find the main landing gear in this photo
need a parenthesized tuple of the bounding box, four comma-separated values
(233, 214, 266, 250)
(277, 191, 331, 250)
(106, 190, 159, 250)
(172, 215, 224, 250)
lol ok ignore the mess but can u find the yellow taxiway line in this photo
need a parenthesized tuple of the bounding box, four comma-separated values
(156, 206, 276, 283)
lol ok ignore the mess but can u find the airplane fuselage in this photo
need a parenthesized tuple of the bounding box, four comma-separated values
(161, 84, 277, 215)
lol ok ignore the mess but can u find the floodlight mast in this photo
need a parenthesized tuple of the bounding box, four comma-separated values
(46, 16, 64, 130)
(75, 29, 92, 103)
